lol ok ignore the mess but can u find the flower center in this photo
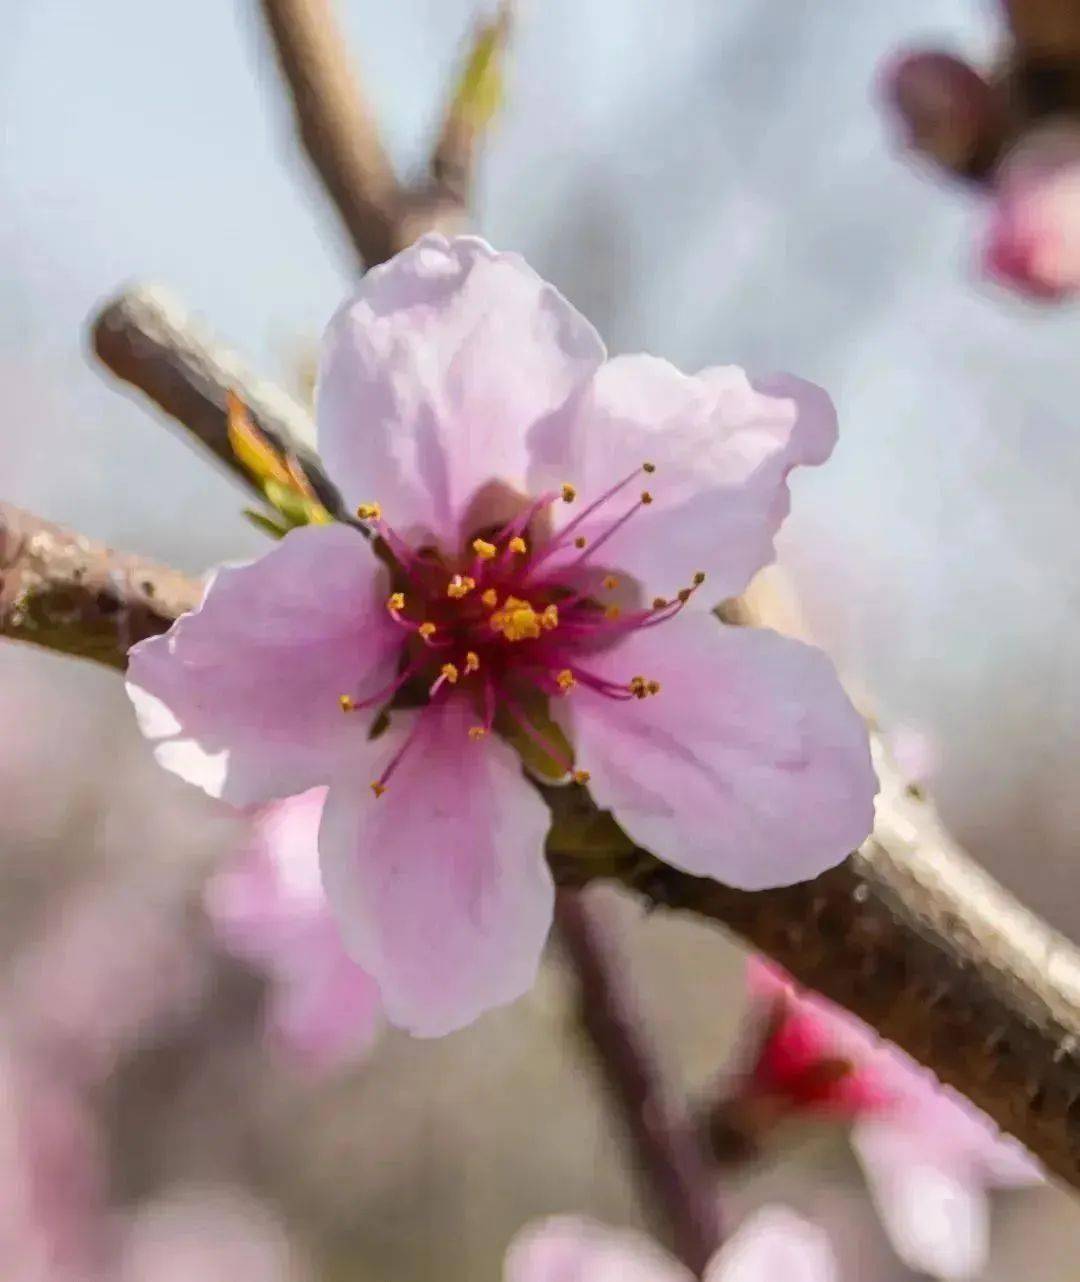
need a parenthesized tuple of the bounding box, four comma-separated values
(342, 464, 705, 797)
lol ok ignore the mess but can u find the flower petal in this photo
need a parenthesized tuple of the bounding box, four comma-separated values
(706, 1207, 837, 1282)
(562, 612, 875, 889)
(319, 697, 554, 1036)
(504, 1217, 693, 1282)
(853, 1121, 988, 1281)
(317, 234, 606, 547)
(528, 355, 836, 601)
(127, 524, 396, 807)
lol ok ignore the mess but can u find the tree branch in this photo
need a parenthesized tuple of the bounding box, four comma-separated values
(555, 890, 722, 1273)
(0, 503, 201, 668)
(78, 286, 1080, 1186)
(256, 0, 485, 266)
(91, 284, 346, 519)
(257, 0, 403, 268)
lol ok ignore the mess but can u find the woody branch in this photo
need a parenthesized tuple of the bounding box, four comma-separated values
(12, 287, 1080, 1192)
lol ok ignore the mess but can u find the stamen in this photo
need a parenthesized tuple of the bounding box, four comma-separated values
(640, 491, 653, 505)
(418, 621, 437, 641)
(472, 538, 497, 560)
(490, 597, 544, 642)
(540, 604, 559, 631)
(561, 483, 577, 502)
(693, 571, 706, 586)
(468, 726, 487, 740)
(387, 592, 406, 613)
(509, 536, 527, 555)
(628, 675, 662, 699)
(603, 575, 619, 591)
(339, 694, 357, 712)
(556, 669, 576, 692)
(481, 588, 498, 607)
(604, 605, 621, 620)
(574, 536, 587, 549)
(447, 574, 476, 599)
(465, 651, 480, 674)
(370, 781, 387, 798)
(642, 462, 656, 474)
(652, 597, 668, 609)
(573, 769, 591, 784)
(356, 501, 382, 521)
(440, 663, 460, 685)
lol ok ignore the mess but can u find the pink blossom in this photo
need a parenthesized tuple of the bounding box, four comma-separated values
(744, 959, 1042, 1280)
(0, 1049, 107, 1282)
(116, 1185, 302, 1282)
(985, 126, 1080, 300)
(127, 235, 876, 1036)
(205, 788, 382, 1073)
(504, 1206, 837, 1282)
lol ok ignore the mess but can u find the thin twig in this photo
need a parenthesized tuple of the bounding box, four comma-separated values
(91, 284, 346, 520)
(555, 890, 722, 1274)
(257, 0, 403, 267)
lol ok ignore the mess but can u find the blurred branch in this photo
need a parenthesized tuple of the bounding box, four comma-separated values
(555, 891, 722, 1273)
(81, 286, 1080, 1187)
(0, 503, 200, 668)
(256, 0, 509, 266)
(257, 0, 403, 267)
(430, 3, 513, 205)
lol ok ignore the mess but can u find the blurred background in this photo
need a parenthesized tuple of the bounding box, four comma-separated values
(5, 0, 1080, 1277)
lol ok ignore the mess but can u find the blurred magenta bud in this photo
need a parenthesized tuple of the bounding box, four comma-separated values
(882, 50, 1004, 178)
(985, 124, 1080, 298)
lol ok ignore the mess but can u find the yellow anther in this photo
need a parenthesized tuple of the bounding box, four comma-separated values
(540, 604, 559, 631)
(629, 675, 660, 700)
(604, 604, 622, 620)
(556, 669, 576, 692)
(387, 592, 406, 612)
(692, 571, 706, 586)
(465, 651, 481, 674)
(561, 483, 577, 503)
(356, 502, 382, 521)
(472, 538, 497, 560)
(370, 781, 387, 798)
(652, 597, 669, 610)
(490, 596, 543, 642)
(642, 461, 656, 474)
(574, 536, 587, 549)
(418, 621, 437, 639)
(339, 694, 357, 713)
(509, 536, 527, 555)
(481, 588, 499, 608)
(440, 663, 460, 684)
(640, 490, 654, 505)
(447, 574, 476, 599)
(468, 725, 488, 740)
(603, 575, 619, 591)
(677, 588, 691, 604)
(573, 769, 591, 785)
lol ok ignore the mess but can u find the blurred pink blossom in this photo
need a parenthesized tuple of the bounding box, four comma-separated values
(6, 879, 208, 1090)
(116, 1185, 302, 1282)
(0, 1049, 107, 1282)
(505, 1206, 837, 1282)
(206, 788, 382, 1073)
(127, 234, 875, 1037)
(985, 127, 1080, 300)
(745, 959, 1042, 1280)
